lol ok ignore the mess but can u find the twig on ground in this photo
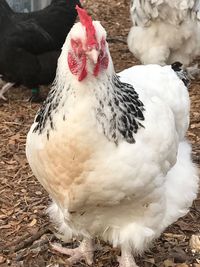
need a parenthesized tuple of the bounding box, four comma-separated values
(10, 226, 52, 253)
(15, 234, 56, 261)
(163, 233, 186, 239)
(107, 37, 127, 44)
(0, 224, 52, 254)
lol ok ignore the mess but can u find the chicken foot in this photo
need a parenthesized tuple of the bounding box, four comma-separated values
(118, 247, 139, 267)
(0, 82, 15, 101)
(51, 238, 94, 266)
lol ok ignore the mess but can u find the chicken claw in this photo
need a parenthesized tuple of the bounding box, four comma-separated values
(118, 248, 139, 267)
(0, 82, 15, 101)
(0, 91, 7, 101)
(51, 238, 94, 266)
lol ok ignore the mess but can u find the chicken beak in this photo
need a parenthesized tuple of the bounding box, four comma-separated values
(87, 49, 99, 64)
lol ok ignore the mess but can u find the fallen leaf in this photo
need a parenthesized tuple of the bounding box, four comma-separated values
(164, 259, 175, 267)
(35, 191, 43, 195)
(0, 256, 5, 264)
(189, 235, 200, 253)
(144, 258, 155, 264)
(28, 218, 37, 227)
(170, 247, 188, 263)
(0, 224, 11, 230)
(175, 220, 195, 232)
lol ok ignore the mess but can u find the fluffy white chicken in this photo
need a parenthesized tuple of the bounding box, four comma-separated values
(128, 0, 200, 69)
(26, 6, 199, 267)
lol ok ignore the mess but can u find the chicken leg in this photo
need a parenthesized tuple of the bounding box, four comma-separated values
(118, 247, 139, 267)
(0, 82, 15, 100)
(51, 238, 94, 266)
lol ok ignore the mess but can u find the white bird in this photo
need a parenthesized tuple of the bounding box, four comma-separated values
(26, 6, 199, 267)
(128, 0, 200, 76)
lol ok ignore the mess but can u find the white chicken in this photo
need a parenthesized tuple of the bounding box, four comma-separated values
(128, 0, 200, 70)
(26, 6, 199, 267)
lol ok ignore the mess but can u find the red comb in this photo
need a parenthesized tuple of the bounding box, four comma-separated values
(76, 5, 98, 48)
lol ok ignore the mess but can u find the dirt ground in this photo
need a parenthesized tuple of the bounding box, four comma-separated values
(0, 0, 200, 266)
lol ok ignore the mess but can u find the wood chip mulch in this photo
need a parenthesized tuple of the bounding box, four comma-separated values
(0, 0, 199, 266)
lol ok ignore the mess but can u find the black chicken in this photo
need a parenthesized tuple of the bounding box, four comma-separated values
(0, 0, 81, 102)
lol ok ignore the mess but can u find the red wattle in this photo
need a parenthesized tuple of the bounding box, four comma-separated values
(78, 67, 87, 81)
(68, 51, 88, 81)
(93, 61, 100, 77)
(78, 54, 87, 81)
(68, 52, 79, 75)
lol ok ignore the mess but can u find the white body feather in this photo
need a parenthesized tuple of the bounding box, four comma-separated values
(26, 22, 199, 254)
(128, 0, 200, 65)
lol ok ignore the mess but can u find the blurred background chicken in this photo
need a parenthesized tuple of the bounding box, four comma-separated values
(26, 6, 199, 267)
(127, 0, 200, 75)
(0, 0, 81, 102)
